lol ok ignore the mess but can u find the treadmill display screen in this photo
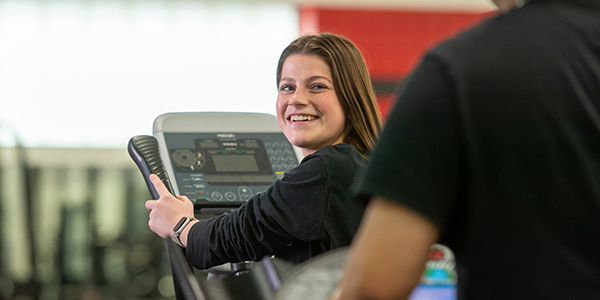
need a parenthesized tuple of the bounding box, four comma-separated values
(170, 138, 275, 185)
(164, 132, 299, 203)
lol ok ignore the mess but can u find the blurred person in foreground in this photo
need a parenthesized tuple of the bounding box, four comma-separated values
(331, 0, 600, 299)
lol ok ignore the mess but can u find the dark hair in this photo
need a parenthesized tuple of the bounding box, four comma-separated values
(276, 33, 383, 154)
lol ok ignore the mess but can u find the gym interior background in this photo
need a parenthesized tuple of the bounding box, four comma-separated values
(0, 0, 494, 299)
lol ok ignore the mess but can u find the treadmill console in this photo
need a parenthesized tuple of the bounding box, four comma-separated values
(154, 112, 301, 213)
(165, 132, 297, 203)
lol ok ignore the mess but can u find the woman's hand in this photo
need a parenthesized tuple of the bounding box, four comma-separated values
(144, 174, 195, 239)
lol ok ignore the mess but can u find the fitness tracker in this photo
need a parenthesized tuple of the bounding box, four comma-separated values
(173, 216, 197, 248)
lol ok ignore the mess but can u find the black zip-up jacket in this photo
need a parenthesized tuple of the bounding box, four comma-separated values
(186, 143, 367, 269)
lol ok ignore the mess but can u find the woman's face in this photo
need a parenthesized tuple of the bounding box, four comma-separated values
(276, 54, 347, 157)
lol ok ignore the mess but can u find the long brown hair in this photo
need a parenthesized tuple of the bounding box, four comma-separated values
(276, 33, 383, 154)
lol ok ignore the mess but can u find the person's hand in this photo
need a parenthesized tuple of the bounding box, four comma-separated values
(144, 174, 194, 239)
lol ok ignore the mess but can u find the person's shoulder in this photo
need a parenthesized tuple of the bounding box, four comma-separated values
(281, 144, 362, 182)
(433, 2, 565, 54)
(429, 13, 502, 56)
(422, 8, 539, 71)
(309, 143, 362, 158)
(304, 144, 367, 168)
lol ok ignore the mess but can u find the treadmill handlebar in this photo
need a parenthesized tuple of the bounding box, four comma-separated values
(128, 135, 205, 300)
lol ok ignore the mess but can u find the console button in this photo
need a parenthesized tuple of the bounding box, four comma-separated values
(211, 192, 223, 201)
(224, 192, 237, 201)
(238, 186, 253, 201)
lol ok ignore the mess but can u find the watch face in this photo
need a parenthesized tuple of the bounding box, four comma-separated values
(174, 216, 189, 232)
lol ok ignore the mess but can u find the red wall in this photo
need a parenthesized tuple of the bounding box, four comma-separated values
(299, 7, 495, 116)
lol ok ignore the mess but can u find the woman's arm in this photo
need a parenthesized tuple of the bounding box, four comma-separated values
(185, 154, 332, 269)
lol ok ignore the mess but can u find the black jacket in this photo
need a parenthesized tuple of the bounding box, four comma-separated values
(186, 143, 367, 269)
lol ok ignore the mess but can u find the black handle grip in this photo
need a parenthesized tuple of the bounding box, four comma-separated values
(128, 135, 205, 299)
(127, 135, 174, 199)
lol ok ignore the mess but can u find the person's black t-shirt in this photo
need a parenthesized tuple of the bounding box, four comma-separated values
(356, 0, 600, 298)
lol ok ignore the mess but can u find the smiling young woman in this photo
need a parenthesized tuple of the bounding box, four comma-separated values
(276, 33, 383, 157)
(145, 33, 383, 270)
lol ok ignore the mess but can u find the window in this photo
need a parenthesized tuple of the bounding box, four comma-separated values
(0, 0, 298, 148)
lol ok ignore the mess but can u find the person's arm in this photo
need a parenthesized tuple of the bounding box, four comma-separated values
(184, 153, 332, 269)
(330, 197, 439, 300)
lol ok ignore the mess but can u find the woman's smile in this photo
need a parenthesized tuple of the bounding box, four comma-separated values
(289, 115, 319, 122)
